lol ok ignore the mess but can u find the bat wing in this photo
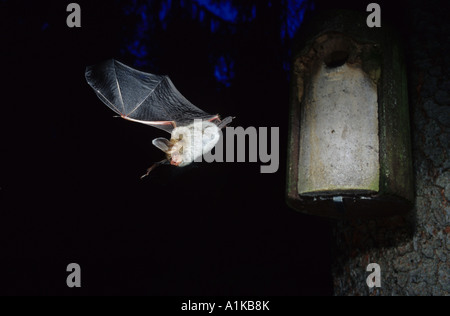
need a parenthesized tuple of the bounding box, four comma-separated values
(85, 59, 216, 133)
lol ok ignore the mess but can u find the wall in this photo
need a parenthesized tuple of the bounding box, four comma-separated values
(332, 0, 450, 296)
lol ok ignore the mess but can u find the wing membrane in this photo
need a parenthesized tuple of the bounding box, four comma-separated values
(85, 59, 216, 132)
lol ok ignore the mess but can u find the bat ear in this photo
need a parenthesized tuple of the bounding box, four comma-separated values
(152, 137, 171, 152)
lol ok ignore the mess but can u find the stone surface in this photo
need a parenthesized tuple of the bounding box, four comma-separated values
(298, 63, 379, 195)
(438, 264, 450, 292)
(332, 0, 450, 296)
(434, 90, 450, 106)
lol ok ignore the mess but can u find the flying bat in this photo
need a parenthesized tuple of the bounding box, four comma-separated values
(85, 59, 233, 178)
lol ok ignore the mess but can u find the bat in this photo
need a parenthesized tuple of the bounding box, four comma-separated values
(85, 59, 233, 178)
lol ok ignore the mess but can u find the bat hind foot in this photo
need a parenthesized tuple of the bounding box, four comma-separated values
(140, 166, 156, 180)
(140, 159, 168, 179)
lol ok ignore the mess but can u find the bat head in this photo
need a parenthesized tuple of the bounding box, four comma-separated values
(152, 137, 181, 165)
(168, 140, 184, 166)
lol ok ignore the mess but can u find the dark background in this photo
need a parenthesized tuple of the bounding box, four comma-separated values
(1, 0, 410, 295)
